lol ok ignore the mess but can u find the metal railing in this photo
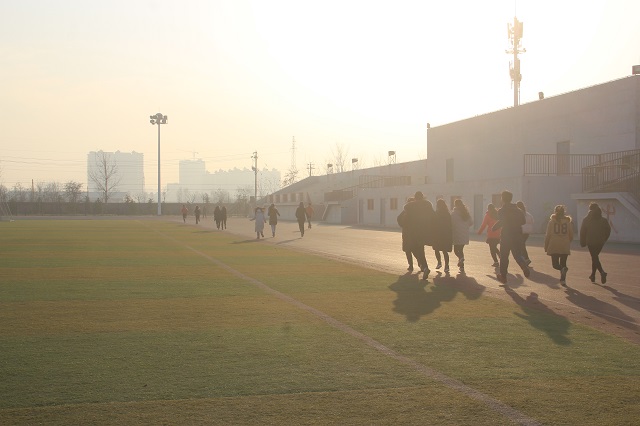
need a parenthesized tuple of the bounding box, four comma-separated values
(524, 154, 600, 176)
(582, 150, 640, 201)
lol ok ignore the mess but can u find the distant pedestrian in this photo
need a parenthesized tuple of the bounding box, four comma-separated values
(306, 202, 314, 229)
(251, 207, 266, 239)
(213, 205, 221, 230)
(221, 205, 227, 230)
(181, 204, 189, 223)
(517, 201, 534, 265)
(194, 205, 201, 224)
(477, 203, 501, 267)
(432, 199, 453, 273)
(493, 190, 531, 284)
(295, 202, 309, 237)
(544, 205, 574, 286)
(580, 202, 611, 284)
(267, 203, 280, 237)
(402, 191, 435, 278)
(451, 199, 473, 272)
(397, 197, 417, 272)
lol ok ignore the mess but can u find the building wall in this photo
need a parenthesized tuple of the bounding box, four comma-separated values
(427, 76, 639, 185)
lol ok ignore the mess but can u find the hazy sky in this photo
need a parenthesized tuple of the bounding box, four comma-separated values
(1, 0, 639, 192)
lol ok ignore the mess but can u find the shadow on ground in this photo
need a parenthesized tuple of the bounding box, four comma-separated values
(388, 272, 485, 323)
(503, 286, 572, 345)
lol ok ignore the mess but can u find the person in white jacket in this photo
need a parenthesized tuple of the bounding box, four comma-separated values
(451, 199, 473, 272)
(517, 201, 534, 265)
(251, 207, 266, 239)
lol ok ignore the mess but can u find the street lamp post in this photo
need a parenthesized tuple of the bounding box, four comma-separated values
(149, 113, 167, 216)
(251, 151, 258, 210)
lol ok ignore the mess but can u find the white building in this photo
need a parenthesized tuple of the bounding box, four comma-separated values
(166, 159, 281, 203)
(266, 76, 640, 243)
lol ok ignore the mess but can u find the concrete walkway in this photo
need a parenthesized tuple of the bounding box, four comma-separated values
(189, 216, 640, 344)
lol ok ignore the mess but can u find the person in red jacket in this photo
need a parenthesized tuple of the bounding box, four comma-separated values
(477, 203, 501, 267)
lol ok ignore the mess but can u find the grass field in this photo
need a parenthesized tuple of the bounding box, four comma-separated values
(1, 219, 639, 425)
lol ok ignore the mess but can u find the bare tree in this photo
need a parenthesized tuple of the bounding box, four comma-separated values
(213, 188, 229, 204)
(261, 175, 281, 196)
(88, 151, 121, 203)
(282, 168, 298, 187)
(200, 192, 210, 204)
(186, 190, 198, 204)
(330, 142, 349, 173)
(12, 183, 27, 202)
(43, 181, 63, 203)
(134, 192, 147, 203)
(64, 181, 84, 203)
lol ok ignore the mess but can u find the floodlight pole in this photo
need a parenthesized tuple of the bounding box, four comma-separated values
(150, 113, 168, 215)
(251, 151, 258, 209)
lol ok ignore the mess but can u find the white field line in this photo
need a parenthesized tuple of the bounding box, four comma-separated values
(147, 223, 542, 426)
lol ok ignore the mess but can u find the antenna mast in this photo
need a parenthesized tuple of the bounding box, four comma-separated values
(506, 15, 526, 107)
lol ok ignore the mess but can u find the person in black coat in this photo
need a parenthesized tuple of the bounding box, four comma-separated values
(402, 191, 435, 278)
(432, 198, 453, 273)
(295, 202, 309, 237)
(397, 197, 416, 271)
(580, 202, 611, 284)
(493, 190, 530, 284)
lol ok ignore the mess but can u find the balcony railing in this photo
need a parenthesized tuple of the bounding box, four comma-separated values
(582, 150, 640, 201)
(524, 154, 600, 176)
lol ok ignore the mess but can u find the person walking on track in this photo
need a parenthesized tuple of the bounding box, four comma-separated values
(545, 204, 574, 286)
(580, 202, 611, 284)
(478, 203, 501, 267)
(267, 203, 280, 237)
(451, 198, 473, 272)
(432, 199, 453, 273)
(296, 202, 309, 237)
(493, 190, 531, 284)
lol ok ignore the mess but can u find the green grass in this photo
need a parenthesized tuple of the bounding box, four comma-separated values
(1, 220, 639, 425)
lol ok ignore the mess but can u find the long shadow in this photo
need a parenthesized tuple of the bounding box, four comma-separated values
(564, 287, 639, 333)
(388, 271, 486, 322)
(276, 238, 301, 245)
(433, 271, 485, 301)
(503, 286, 572, 345)
(603, 286, 640, 313)
(231, 239, 263, 244)
(523, 267, 564, 289)
(389, 273, 455, 322)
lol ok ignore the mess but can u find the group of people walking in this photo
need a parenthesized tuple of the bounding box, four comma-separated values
(397, 191, 474, 277)
(180, 204, 226, 230)
(398, 189, 611, 286)
(251, 201, 313, 239)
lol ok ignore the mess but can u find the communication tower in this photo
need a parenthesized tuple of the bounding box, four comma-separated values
(506, 16, 526, 107)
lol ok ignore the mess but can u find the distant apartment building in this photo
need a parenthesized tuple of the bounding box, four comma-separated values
(166, 159, 281, 203)
(87, 151, 145, 202)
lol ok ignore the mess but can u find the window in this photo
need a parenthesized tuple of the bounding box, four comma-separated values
(446, 158, 454, 183)
(390, 198, 398, 210)
(367, 199, 374, 210)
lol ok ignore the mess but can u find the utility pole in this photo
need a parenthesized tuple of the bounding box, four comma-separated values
(251, 151, 258, 209)
(307, 162, 314, 177)
(506, 16, 525, 107)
